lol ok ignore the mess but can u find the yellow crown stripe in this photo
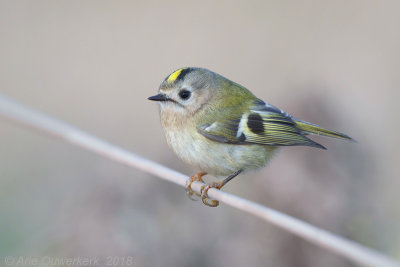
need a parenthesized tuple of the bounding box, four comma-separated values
(166, 68, 185, 83)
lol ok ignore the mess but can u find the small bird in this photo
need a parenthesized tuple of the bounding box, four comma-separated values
(148, 67, 353, 207)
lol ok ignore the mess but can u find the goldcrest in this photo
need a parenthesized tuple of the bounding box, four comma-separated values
(148, 67, 353, 207)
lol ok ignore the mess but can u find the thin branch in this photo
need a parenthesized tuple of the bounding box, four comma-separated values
(0, 94, 398, 267)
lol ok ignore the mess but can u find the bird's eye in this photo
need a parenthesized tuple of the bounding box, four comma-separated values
(178, 89, 191, 100)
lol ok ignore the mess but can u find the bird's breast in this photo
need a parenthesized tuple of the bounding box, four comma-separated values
(160, 112, 277, 177)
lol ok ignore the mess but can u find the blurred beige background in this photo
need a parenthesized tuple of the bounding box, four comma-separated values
(1, 1, 399, 266)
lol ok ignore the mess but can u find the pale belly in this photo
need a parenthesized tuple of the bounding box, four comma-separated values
(164, 128, 277, 178)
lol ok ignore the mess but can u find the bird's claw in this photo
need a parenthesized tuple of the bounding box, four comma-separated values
(200, 182, 222, 207)
(185, 172, 207, 201)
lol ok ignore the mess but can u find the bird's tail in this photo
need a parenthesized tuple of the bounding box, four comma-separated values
(294, 119, 354, 141)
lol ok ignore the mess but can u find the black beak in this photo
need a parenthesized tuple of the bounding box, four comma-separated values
(148, 93, 169, 101)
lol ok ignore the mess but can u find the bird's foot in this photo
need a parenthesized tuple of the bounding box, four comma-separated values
(200, 181, 224, 207)
(185, 172, 207, 201)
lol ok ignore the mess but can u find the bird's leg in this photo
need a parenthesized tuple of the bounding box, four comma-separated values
(201, 170, 243, 207)
(185, 172, 207, 200)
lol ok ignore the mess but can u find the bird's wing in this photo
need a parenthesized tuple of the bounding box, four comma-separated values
(198, 99, 325, 149)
